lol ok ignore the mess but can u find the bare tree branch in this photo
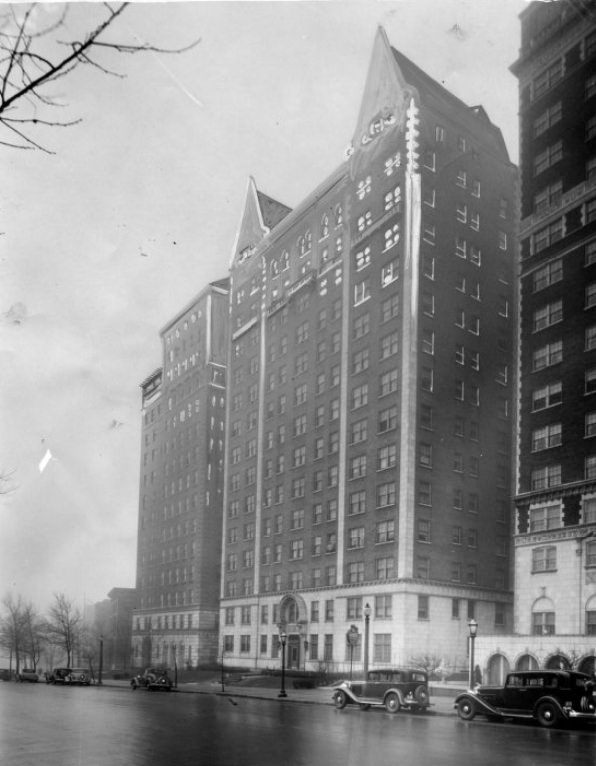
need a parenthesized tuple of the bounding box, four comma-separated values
(0, 2, 201, 151)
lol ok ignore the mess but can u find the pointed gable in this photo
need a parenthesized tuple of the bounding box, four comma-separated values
(349, 27, 414, 177)
(231, 178, 291, 268)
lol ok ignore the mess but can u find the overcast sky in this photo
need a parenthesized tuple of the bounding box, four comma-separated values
(0, 0, 529, 614)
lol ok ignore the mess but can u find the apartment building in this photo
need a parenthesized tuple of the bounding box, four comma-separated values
(131, 279, 229, 667)
(220, 28, 517, 674)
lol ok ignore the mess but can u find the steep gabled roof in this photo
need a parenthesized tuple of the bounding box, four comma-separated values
(257, 190, 292, 231)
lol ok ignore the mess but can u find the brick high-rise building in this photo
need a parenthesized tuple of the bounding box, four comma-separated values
(132, 279, 229, 668)
(220, 28, 517, 674)
(498, 0, 596, 678)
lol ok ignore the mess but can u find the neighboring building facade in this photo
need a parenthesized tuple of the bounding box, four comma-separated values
(220, 28, 517, 675)
(477, 0, 596, 683)
(131, 279, 229, 668)
(94, 588, 136, 670)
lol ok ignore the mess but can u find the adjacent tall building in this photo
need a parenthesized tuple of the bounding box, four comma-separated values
(131, 279, 229, 668)
(485, 0, 596, 678)
(220, 28, 517, 673)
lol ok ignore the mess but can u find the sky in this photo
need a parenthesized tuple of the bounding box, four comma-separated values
(0, 0, 529, 614)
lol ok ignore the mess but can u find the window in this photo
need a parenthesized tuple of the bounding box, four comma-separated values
(351, 418, 368, 444)
(352, 349, 369, 374)
(534, 140, 563, 175)
(586, 411, 596, 437)
(419, 481, 432, 506)
(417, 519, 431, 543)
(533, 220, 564, 253)
(355, 246, 371, 270)
(381, 294, 399, 322)
(533, 59, 563, 98)
(533, 300, 562, 331)
(379, 369, 398, 396)
(377, 482, 396, 508)
(379, 405, 397, 433)
(354, 279, 370, 305)
(380, 331, 398, 359)
(418, 595, 429, 619)
(421, 367, 433, 392)
(349, 455, 367, 480)
(350, 490, 366, 516)
(422, 329, 434, 355)
(531, 423, 562, 451)
(586, 458, 596, 481)
(419, 443, 432, 469)
(532, 612, 555, 636)
(534, 180, 562, 213)
(531, 464, 561, 490)
(532, 546, 557, 573)
(377, 444, 397, 471)
(532, 381, 562, 410)
(381, 258, 400, 286)
(384, 186, 401, 211)
(533, 259, 563, 292)
(423, 224, 436, 245)
(587, 283, 596, 309)
(587, 115, 596, 142)
(587, 540, 596, 567)
(533, 340, 563, 371)
(534, 101, 562, 137)
(353, 313, 370, 339)
(376, 520, 395, 544)
(588, 326, 596, 351)
(348, 527, 365, 549)
(351, 383, 368, 410)
(529, 504, 560, 533)
(347, 562, 365, 584)
(384, 223, 400, 250)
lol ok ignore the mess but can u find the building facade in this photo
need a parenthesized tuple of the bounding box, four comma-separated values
(94, 588, 136, 671)
(220, 28, 517, 675)
(476, 0, 596, 683)
(131, 279, 229, 668)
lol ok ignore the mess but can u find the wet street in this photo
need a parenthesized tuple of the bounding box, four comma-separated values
(1, 682, 595, 766)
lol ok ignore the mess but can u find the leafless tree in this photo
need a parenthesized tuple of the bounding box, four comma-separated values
(0, 593, 27, 673)
(21, 603, 46, 670)
(0, 2, 200, 152)
(46, 592, 81, 666)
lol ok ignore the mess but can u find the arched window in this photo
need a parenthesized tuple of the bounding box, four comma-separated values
(280, 250, 289, 270)
(515, 653, 539, 671)
(335, 204, 343, 227)
(545, 653, 570, 670)
(320, 214, 329, 239)
(531, 596, 555, 635)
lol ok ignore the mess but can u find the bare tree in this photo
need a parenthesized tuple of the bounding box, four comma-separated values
(0, 593, 27, 674)
(0, 2, 199, 152)
(46, 593, 81, 666)
(21, 603, 45, 670)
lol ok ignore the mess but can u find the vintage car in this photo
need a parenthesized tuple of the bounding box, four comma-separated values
(130, 667, 173, 691)
(333, 668, 430, 713)
(17, 668, 39, 682)
(45, 667, 72, 685)
(68, 668, 92, 685)
(454, 670, 596, 728)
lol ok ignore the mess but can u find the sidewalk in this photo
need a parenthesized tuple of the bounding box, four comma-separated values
(108, 677, 460, 716)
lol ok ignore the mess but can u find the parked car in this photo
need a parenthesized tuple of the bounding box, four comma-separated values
(333, 668, 430, 713)
(68, 668, 92, 685)
(454, 670, 596, 728)
(130, 667, 173, 691)
(45, 667, 72, 685)
(18, 668, 39, 683)
(0, 669, 12, 682)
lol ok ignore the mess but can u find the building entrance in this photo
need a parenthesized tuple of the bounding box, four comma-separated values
(287, 635, 301, 669)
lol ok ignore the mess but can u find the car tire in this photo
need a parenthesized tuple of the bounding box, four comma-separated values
(457, 698, 476, 721)
(385, 692, 400, 714)
(414, 685, 429, 706)
(536, 701, 560, 728)
(334, 691, 348, 709)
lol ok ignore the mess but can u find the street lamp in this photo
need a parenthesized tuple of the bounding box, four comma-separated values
(363, 603, 371, 676)
(278, 631, 288, 698)
(468, 619, 478, 689)
(303, 639, 308, 672)
(98, 634, 104, 686)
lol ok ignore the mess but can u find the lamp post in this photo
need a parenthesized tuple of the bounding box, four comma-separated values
(363, 603, 371, 676)
(221, 640, 225, 693)
(303, 639, 308, 672)
(278, 631, 288, 698)
(468, 619, 478, 689)
(98, 634, 104, 686)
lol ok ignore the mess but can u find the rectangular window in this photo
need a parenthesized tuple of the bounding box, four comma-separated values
(418, 595, 429, 620)
(533, 340, 563, 371)
(532, 612, 555, 636)
(534, 180, 562, 213)
(533, 101, 562, 137)
(376, 520, 395, 544)
(532, 546, 557, 573)
(529, 504, 560, 533)
(373, 634, 392, 663)
(531, 464, 561, 490)
(531, 423, 562, 451)
(533, 219, 564, 253)
(586, 283, 596, 309)
(532, 381, 562, 410)
(586, 411, 596, 437)
(533, 300, 563, 332)
(533, 259, 563, 292)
